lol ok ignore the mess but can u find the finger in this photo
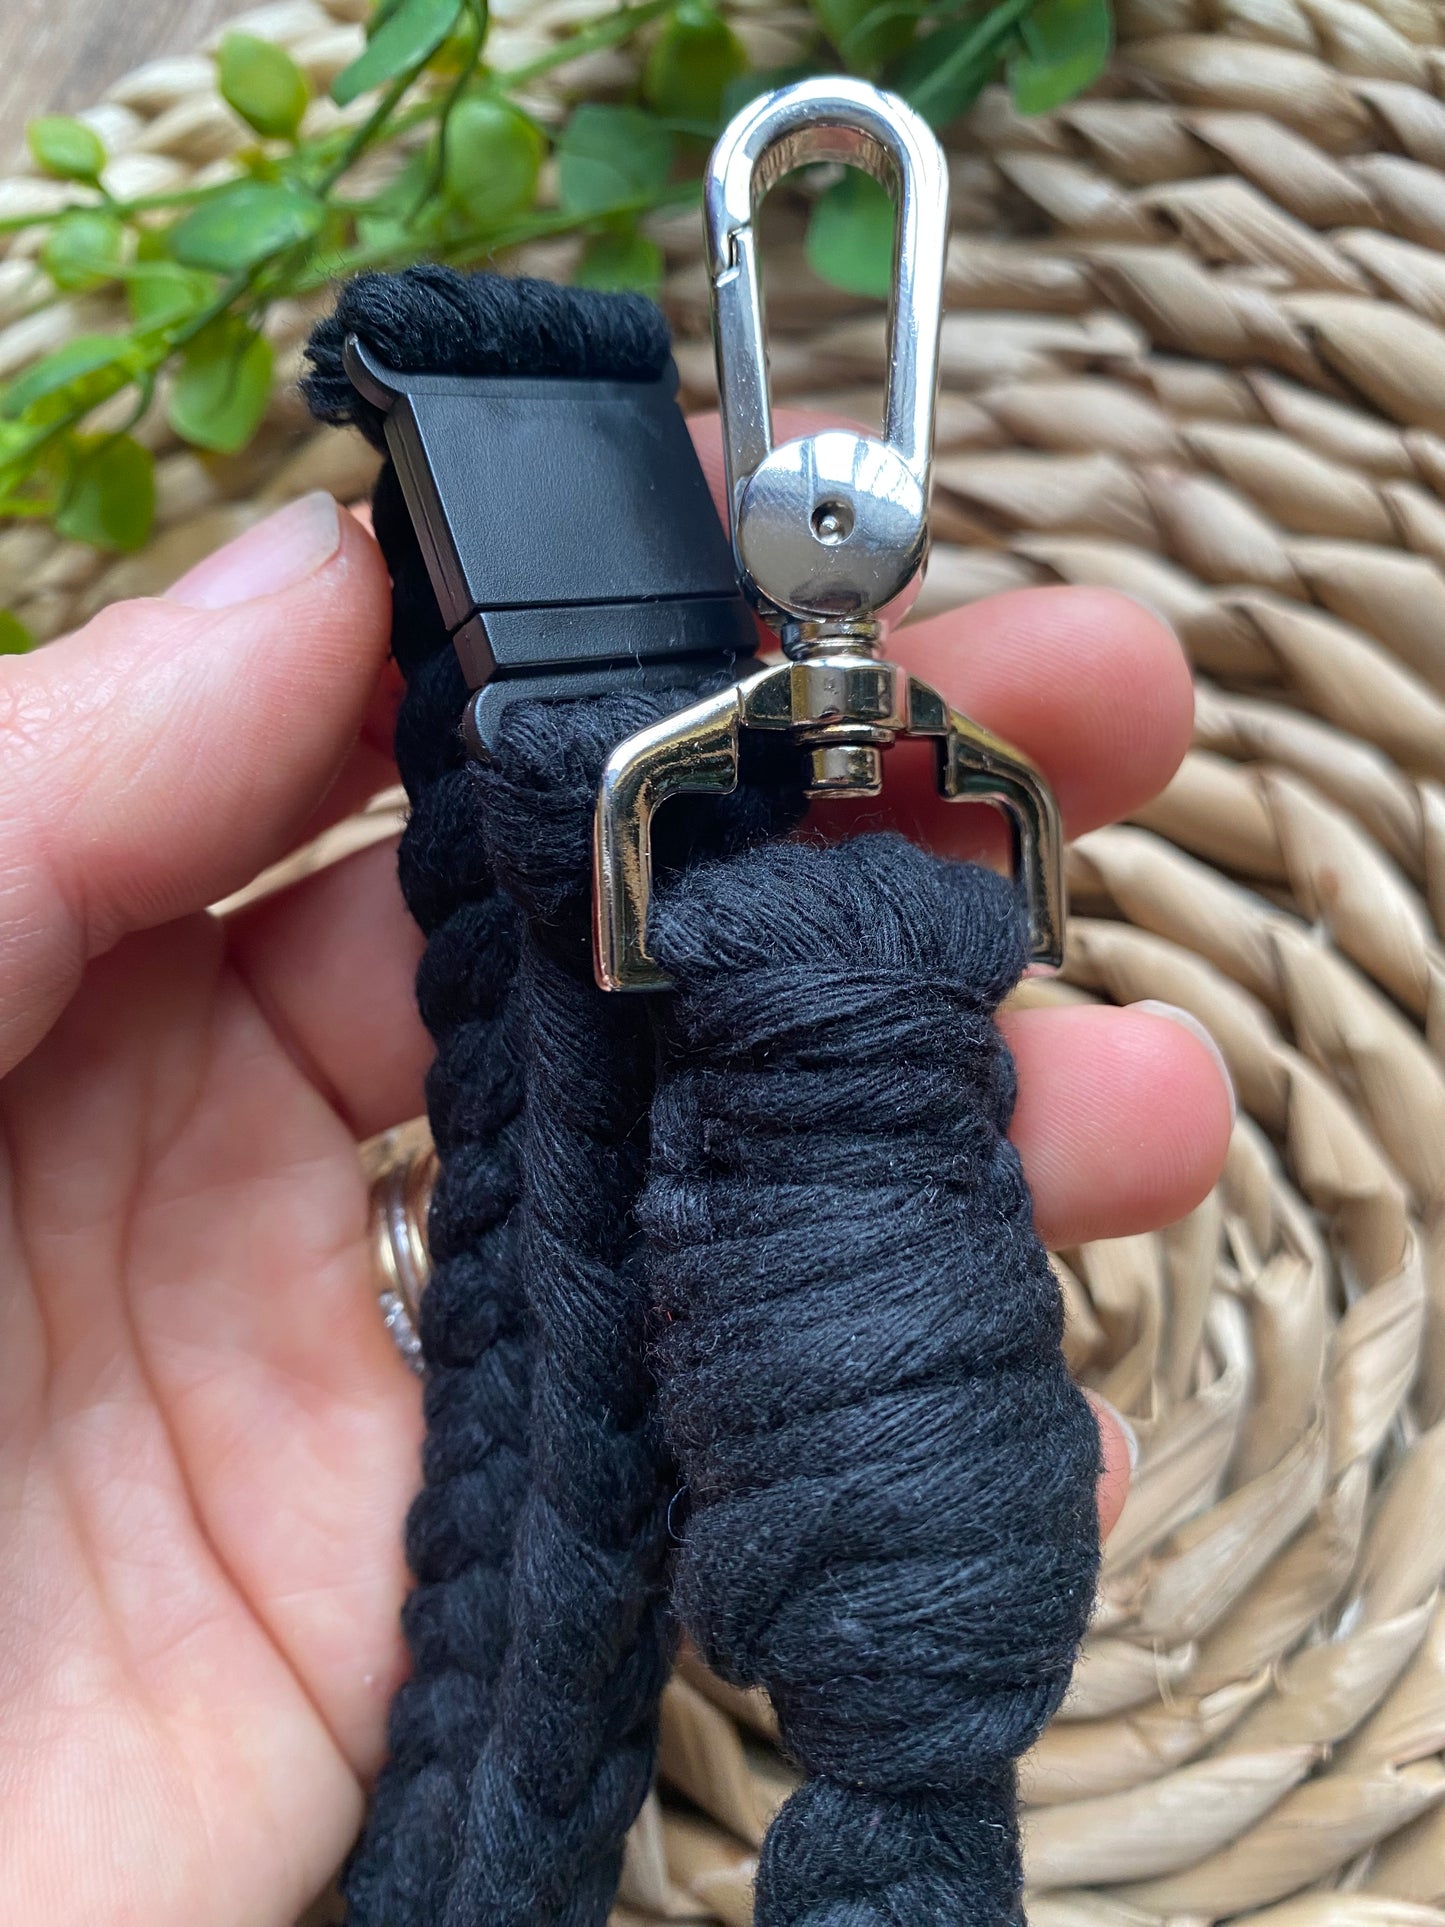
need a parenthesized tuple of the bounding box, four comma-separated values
(1004, 1002, 1235, 1250)
(686, 410, 1194, 842)
(225, 839, 1231, 1261)
(226, 836, 428, 1140)
(867, 585, 1193, 843)
(1086, 1392, 1137, 1539)
(0, 494, 393, 1075)
(205, 506, 401, 858)
(287, 651, 404, 851)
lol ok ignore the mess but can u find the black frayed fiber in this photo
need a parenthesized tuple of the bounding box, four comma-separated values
(303, 263, 670, 449)
(306, 265, 1100, 1927)
(644, 837, 1101, 1923)
(316, 270, 684, 1926)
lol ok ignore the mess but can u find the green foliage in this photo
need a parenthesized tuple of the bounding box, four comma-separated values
(219, 32, 311, 139)
(442, 98, 544, 223)
(558, 104, 674, 216)
(126, 262, 218, 329)
(805, 169, 893, 297)
(56, 435, 155, 552)
(644, 5, 747, 125)
(575, 221, 664, 294)
(3, 335, 138, 419)
(168, 318, 275, 453)
(170, 181, 323, 271)
(811, 0, 915, 73)
(27, 116, 106, 183)
(42, 209, 124, 292)
(332, 0, 465, 105)
(890, 0, 1034, 127)
(1009, 0, 1111, 111)
(0, 610, 35, 654)
(0, 0, 1114, 552)
(353, 149, 434, 254)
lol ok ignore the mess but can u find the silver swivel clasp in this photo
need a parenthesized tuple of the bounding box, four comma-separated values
(592, 77, 1066, 991)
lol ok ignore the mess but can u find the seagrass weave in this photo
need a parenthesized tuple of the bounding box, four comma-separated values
(7, 0, 1445, 1920)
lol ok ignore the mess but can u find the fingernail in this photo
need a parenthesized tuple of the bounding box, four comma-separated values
(1087, 1390, 1140, 1471)
(167, 492, 341, 609)
(1132, 998, 1237, 1126)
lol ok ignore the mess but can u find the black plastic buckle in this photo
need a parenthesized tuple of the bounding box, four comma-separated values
(343, 337, 758, 751)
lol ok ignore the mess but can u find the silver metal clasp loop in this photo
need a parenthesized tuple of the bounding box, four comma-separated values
(591, 79, 1067, 992)
(705, 77, 949, 629)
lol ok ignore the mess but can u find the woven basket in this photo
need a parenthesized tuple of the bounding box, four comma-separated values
(9, 2, 1445, 1921)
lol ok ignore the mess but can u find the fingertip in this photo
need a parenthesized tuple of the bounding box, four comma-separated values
(1085, 1391, 1136, 1539)
(282, 498, 394, 694)
(0, 498, 397, 1071)
(898, 584, 1195, 836)
(1004, 1002, 1234, 1250)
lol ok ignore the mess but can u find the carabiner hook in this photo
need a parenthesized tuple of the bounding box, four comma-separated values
(591, 80, 1066, 992)
(704, 78, 950, 629)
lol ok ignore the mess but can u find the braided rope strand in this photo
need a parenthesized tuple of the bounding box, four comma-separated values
(644, 834, 1102, 1923)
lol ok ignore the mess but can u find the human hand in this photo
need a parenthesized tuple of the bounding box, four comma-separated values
(0, 420, 1231, 1925)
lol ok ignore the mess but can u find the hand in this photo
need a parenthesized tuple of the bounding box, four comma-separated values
(0, 424, 1231, 1925)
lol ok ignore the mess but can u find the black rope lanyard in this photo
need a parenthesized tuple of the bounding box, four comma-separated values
(304, 80, 1100, 1927)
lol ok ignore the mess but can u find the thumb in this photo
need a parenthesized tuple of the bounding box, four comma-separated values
(0, 492, 393, 1076)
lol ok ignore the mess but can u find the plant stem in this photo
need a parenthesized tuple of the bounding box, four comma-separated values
(906, 0, 1035, 116)
(313, 65, 424, 195)
(291, 175, 698, 288)
(496, 0, 676, 90)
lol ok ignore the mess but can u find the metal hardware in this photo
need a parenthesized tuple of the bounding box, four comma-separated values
(592, 78, 1067, 991)
(707, 77, 949, 626)
(367, 1132, 436, 1373)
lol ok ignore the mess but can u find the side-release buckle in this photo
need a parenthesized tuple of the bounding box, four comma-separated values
(343, 336, 758, 752)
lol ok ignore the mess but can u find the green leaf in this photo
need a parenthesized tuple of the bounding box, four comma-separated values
(355, 149, 434, 253)
(219, 33, 311, 140)
(0, 610, 35, 655)
(442, 96, 544, 224)
(894, 0, 1031, 129)
(1, 335, 136, 419)
(170, 180, 323, 272)
(41, 208, 124, 292)
(805, 169, 894, 297)
(812, 0, 920, 71)
(56, 434, 155, 552)
(557, 105, 672, 218)
(331, 0, 464, 106)
(167, 317, 274, 454)
(574, 223, 664, 296)
(1009, 0, 1111, 112)
(644, 4, 747, 126)
(126, 260, 217, 329)
(27, 114, 105, 182)
(432, 4, 490, 77)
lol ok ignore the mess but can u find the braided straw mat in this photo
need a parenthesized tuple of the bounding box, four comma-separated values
(10, 0, 1445, 1920)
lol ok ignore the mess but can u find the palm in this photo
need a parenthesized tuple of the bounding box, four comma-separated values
(0, 909, 420, 1926)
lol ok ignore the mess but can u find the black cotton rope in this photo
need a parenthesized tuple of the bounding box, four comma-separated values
(305, 266, 1100, 1926)
(645, 835, 1101, 1921)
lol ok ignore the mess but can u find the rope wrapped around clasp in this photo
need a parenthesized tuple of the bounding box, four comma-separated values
(304, 265, 1099, 1927)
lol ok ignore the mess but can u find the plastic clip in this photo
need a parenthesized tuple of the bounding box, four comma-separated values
(592, 78, 1066, 991)
(343, 336, 758, 754)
